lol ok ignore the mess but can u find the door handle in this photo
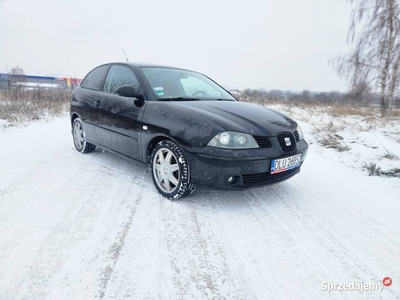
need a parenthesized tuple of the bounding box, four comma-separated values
(94, 100, 101, 107)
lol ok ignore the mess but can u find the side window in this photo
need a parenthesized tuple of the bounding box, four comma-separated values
(180, 75, 221, 97)
(81, 65, 108, 90)
(103, 65, 140, 94)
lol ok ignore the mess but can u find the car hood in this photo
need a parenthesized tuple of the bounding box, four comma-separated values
(171, 101, 297, 136)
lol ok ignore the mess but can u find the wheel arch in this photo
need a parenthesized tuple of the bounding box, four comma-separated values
(146, 135, 173, 163)
(71, 112, 79, 126)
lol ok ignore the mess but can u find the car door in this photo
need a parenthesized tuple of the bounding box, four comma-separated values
(74, 64, 109, 144)
(94, 64, 145, 161)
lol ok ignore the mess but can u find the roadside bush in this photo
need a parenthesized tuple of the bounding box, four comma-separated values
(363, 162, 400, 178)
(0, 87, 72, 123)
(312, 119, 350, 152)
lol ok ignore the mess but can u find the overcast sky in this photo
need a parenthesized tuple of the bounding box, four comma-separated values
(0, 0, 352, 91)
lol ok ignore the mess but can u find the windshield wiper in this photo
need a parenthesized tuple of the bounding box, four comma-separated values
(157, 97, 200, 101)
(216, 98, 235, 101)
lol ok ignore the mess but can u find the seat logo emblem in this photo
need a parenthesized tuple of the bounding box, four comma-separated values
(284, 137, 291, 146)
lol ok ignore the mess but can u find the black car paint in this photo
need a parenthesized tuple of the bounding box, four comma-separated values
(71, 62, 308, 189)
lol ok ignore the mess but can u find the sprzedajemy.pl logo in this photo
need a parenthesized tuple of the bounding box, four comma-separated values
(322, 277, 392, 293)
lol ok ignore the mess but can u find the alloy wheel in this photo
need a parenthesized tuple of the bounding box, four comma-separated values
(152, 148, 180, 193)
(73, 121, 84, 150)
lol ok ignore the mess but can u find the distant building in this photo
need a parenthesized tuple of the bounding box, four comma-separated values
(0, 73, 82, 90)
(0, 74, 9, 89)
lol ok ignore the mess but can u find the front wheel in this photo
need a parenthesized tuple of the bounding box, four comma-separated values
(72, 118, 96, 153)
(151, 140, 194, 200)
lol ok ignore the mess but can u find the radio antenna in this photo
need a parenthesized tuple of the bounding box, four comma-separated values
(121, 46, 129, 62)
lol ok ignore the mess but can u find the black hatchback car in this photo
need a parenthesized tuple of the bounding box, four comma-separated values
(70, 63, 308, 199)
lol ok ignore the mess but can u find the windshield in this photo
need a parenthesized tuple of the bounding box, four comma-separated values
(140, 67, 236, 101)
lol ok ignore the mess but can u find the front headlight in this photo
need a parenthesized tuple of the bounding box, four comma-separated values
(296, 125, 304, 141)
(207, 131, 259, 149)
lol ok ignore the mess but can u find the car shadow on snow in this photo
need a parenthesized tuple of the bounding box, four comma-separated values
(177, 183, 298, 212)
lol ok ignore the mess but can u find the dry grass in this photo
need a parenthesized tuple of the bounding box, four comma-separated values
(378, 152, 399, 160)
(389, 108, 400, 118)
(327, 105, 377, 118)
(312, 119, 350, 152)
(363, 162, 400, 177)
(0, 87, 72, 124)
(240, 96, 400, 120)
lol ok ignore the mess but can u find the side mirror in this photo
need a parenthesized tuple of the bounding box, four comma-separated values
(116, 85, 138, 97)
(115, 85, 145, 107)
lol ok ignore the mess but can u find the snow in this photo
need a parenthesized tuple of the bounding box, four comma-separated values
(267, 104, 400, 175)
(0, 110, 399, 300)
(14, 82, 63, 89)
(0, 119, 8, 129)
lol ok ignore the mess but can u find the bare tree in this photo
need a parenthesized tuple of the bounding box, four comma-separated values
(333, 0, 400, 116)
(11, 66, 24, 75)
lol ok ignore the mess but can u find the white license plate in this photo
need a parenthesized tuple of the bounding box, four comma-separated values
(270, 154, 302, 174)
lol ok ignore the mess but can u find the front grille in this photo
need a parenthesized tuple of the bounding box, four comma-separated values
(242, 168, 300, 187)
(277, 132, 296, 153)
(294, 130, 300, 142)
(253, 136, 272, 148)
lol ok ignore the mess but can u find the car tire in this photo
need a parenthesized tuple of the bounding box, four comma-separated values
(151, 140, 194, 200)
(72, 118, 96, 154)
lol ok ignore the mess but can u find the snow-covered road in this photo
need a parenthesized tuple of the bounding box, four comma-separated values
(0, 117, 399, 300)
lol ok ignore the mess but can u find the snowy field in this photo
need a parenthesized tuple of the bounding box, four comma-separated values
(0, 106, 399, 300)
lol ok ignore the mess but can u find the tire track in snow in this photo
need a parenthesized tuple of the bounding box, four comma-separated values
(4, 148, 147, 300)
(0, 150, 63, 223)
(274, 181, 400, 272)
(0, 150, 86, 247)
(0, 125, 70, 206)
(198, 192, 265, 300)
(78, 159, 152, 188)
(208, 189, 306, 300)
(97, 185, 144, 299)
(246, 184, 400, 300)
(160, 198, 243, 300)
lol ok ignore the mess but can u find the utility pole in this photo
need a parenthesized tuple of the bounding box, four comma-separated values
(5, 64, 10, 89)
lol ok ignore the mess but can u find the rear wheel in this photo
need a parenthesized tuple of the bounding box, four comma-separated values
(72, 118, 96, 153)
(151, 140, 194, 200)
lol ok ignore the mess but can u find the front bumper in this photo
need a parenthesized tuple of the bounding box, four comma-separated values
(184, 139, 308, 189)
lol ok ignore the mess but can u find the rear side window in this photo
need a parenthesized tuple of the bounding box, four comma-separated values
(81, 65, 108, 90)
(103, 65, 140, 94)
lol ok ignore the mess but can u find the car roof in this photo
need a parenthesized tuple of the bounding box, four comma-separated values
(108, 62, 194, 71)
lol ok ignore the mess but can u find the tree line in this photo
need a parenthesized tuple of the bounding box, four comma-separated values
(237, 88, 400, 107)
